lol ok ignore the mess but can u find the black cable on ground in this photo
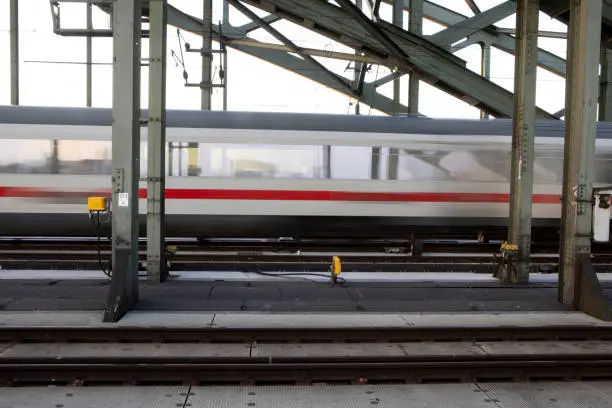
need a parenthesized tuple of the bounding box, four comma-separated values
(251, 270, 346, 285)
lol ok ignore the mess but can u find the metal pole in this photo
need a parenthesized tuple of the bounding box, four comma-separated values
(146, 0, 168, 283)
(505, 0, 539, 285)
(480, 43, 491, 119)
(559, 0, 603, 307)
(104, 0, 142, 322)
(599, 46, 612, 121)
(201, 0, 212, 110)
(222, 36, 228, 111)
(387, 0, 403, 181)
(392, 0, 403, 116)
(408, 0, 422, 115)
(10, 0, 19, 105)
(86, 3, 93, 107)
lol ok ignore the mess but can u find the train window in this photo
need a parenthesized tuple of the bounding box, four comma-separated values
(2, 138, 612, 186)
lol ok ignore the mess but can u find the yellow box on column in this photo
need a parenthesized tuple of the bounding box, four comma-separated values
(88, 197, 107, 212)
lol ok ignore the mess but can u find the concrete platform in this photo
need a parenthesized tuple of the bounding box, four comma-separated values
(0, 310, 610, 329)
(2, 340, 612, 360)
(2, 383, 612, 407)
(0, 276, 585, 313)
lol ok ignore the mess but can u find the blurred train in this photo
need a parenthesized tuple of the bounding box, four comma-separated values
(1, 105, 612, 240)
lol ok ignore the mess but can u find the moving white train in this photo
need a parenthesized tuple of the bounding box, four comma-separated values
(0, 105, 611, 239)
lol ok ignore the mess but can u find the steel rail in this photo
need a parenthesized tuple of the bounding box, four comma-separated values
(2, 357, 612, 385)
(3, 326, 612, 343)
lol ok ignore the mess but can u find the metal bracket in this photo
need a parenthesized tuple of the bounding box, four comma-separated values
(113, 168, 124, 194)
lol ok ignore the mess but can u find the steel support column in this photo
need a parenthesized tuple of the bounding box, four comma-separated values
(146, 0, 168, 283)
(86, 3, 92, 107)
(480, 43, 491, 119)
(505, 0, 539, 285)
(599, 46, 612, 121)
(104, 0, 142, 322)
(10, 0, 19, 105)
(408, 0, 422, 114)
(388, 0, 403, 181)
(559, 0, 604, 309)
(201, 0, 213, 110)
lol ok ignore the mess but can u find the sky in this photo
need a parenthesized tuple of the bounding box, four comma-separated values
(0, 0, 569, 118)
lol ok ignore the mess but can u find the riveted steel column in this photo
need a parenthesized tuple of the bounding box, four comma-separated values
(559, 0, 603, 306)
(201, 0, 212, 111)
(408, 0, 422, 115)
(104, 0, 142, 322)
(481, 42, 491, 119)
(505, 0, 539, 284)
(10, 0, 19, 105)
(146, 0, 167, 283)
(86, 3, 93, 107)
(387, 0, 403, 181)
(599, 46, 612, 121)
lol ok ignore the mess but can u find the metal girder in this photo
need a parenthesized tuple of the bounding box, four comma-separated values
(146, 0, 168, 283)
(516, 0, 612, 46)
(241, 0, 555, 118)
(165, 5, 404, 113)
(465, 0, 481, 15)
(559, 0, 603, 309)
(104, 0, 141, 323)
(86, 3, 92, 106)
(429, 1, 516, 48)
(506, 0, 539, 285)
(497, 27, 567, 39)
(201, 0, 212, 111)
(408, 0, 422, 114)
(235, 15, 281, 33)
(387, 0, 566, 77)
(337, 0, 409, 62)
(600, 46, 612, 121)
(230, 0, 353, 95)
(10, 0, 19, 105)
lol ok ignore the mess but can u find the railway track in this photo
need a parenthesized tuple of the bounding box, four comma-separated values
(0, 237, 611, 272)
(2, 334, 612, 385)
(3, 355, 612, 385)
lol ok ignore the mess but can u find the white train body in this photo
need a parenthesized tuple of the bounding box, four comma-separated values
(0, 106, 611, 239)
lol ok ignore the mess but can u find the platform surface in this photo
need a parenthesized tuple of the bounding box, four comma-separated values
(0, 275, 586, 313)
(2, 383, 612, 408)
(0, 310, 610, 329)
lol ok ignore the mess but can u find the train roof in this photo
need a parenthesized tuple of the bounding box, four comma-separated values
(2, 105, 612, 138)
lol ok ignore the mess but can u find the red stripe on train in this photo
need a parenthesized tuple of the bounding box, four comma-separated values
(0, 187, 562, 204)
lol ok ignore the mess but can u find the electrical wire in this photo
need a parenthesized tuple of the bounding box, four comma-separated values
(250, 270, 346, 285)
(90, 211, 112, 278)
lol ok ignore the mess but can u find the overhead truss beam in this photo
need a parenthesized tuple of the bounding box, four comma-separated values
(386, 0, 566, 77)
(240, 0, 555, 118)
(165, 5, 402, 113)
(429, 1, 516, 48)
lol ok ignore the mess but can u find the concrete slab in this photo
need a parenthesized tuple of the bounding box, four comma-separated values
(2, 382, 612, 407)
(186, 384, 499, 408)
(211, 313, 408, 329)
(243, 300, 358, 312)
(0, 311, 107, 327)
(116, 311, 215, 328)
(1, 310, 611, 330)
(252, 343, 407, 358)
(0, 343, 251, 359)
(399, 311, 612, 328)
(209, 286, 281, 300)
(486, 382, 612, 407)
(0, 385, 189, 408)
(476, 340, 612, 355)
(135, 298, 244, 311)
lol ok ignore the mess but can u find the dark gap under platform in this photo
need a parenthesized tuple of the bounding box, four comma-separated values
(0, 278, 604, 313)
